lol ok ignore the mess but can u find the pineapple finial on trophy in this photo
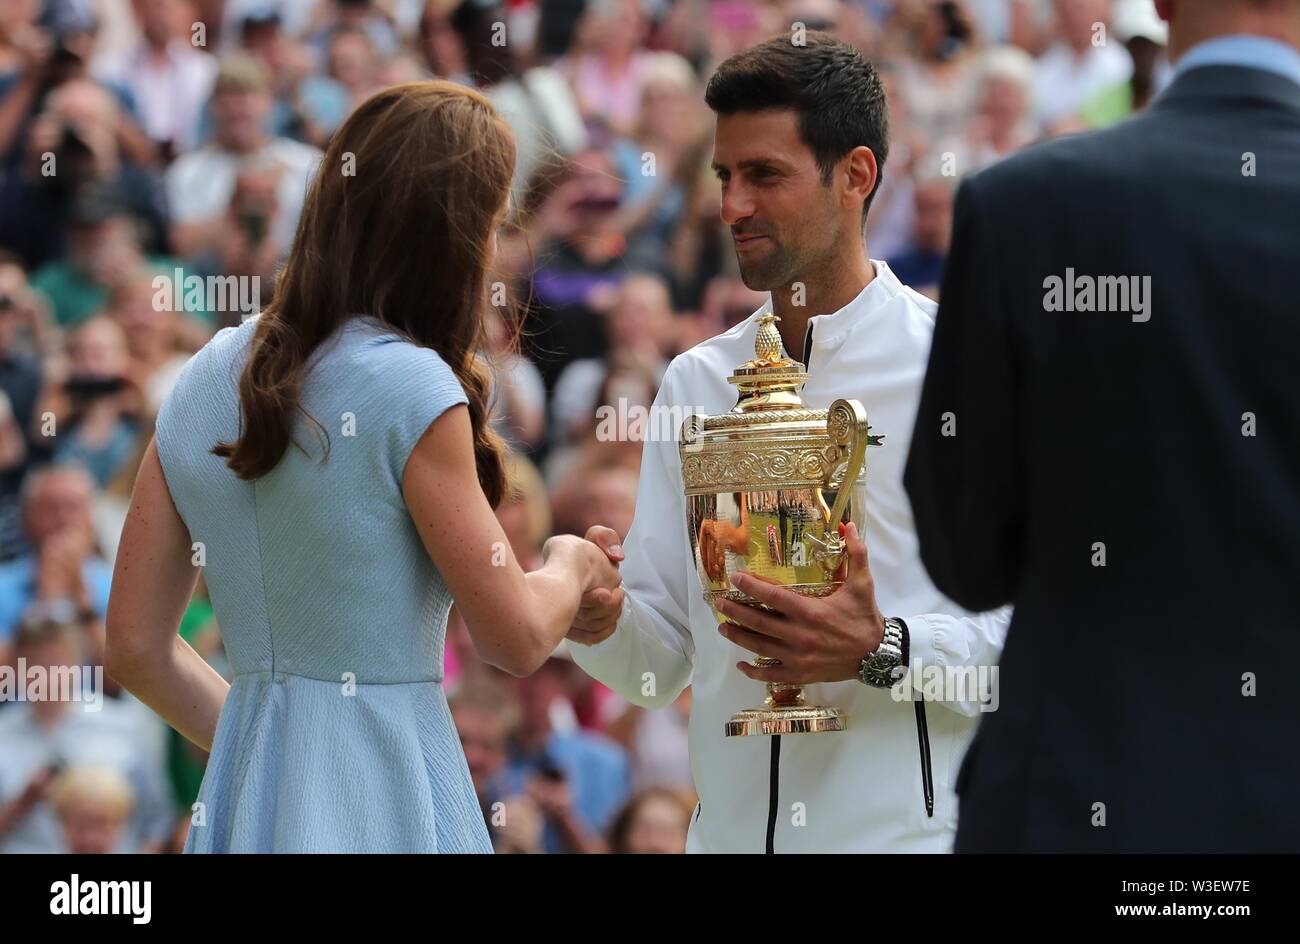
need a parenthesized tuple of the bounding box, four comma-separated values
(754, 311, 783, 363)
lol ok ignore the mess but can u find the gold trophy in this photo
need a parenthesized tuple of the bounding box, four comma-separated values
(679, 312, 882, 736)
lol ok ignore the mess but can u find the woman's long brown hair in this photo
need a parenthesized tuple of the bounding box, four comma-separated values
(213, 81, 516, 506)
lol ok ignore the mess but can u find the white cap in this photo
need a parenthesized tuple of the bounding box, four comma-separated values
(1112, 0, 1168, 46)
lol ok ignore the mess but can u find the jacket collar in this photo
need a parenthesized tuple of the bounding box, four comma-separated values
(1152, 61, 1300, 116)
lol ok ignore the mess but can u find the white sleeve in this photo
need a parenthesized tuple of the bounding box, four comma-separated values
(901, 604, 1012, 717)
(569, 362, 696, 709)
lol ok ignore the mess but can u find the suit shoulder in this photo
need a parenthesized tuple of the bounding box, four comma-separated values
(964, 114, 1169, 203)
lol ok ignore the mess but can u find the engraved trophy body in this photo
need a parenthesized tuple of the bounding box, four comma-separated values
(679, 313, 882, 736)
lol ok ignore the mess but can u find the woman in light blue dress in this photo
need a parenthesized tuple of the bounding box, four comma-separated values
(104, 82, 624, 853)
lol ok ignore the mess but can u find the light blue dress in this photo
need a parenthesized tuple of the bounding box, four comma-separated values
(155, 314, 492, 853)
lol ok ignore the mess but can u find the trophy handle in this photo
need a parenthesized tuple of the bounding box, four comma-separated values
(823, 399, 870, 551)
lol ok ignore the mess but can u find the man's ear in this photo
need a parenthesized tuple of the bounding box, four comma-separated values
(843, 145, 879, 213)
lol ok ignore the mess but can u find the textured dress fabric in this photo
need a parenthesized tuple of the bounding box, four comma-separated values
(156, 314, 491, 853)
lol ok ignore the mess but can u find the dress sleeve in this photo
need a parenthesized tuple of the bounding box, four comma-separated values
(375, 341, 471, 488)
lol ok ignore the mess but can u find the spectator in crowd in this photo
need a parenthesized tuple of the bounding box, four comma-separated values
(29, 190, 205, 328)
(550, 271, 672, 448)
(306, 0, 401, 66)
(486, 308, 547, 452)
(562, 462, 637, 546)
(0, 463, 111, 640)
(107, 270, 204, 417)
(236, 6, 351, 147)
(33, 316, 142, 487)
(687, 272, 766, 346)
(0, 259, 54, 558)
(545, 355, 657, 508)
(0, 0, 151, 169)
(96, 0, 218, 160)
(219, 0, 322, 48)
(1034, 0, 1132, 128)
(326, 24, 385, 111)
(492, 654, 630, 853)
(0, 1, 63, 161)
(165, 53, 321, 267)
(526, 147, 628, 389)
(563, 0, 654, 138)
(893, 0, 984, 144)
(0, 78, 169, 270)
(0, 613, 173, 853)
(416, 0, 469, 82)
(50, 763, 136, 853)
(449, 675, 518, 840)
(887, 168, 955, 299)
(606, 786, 696, 853)
(1080, 0, 1170, 126)
(494, 452, 551, 574)
(452, 0, 588, 206)
(0, 1, 45, 80)
(941, 44, 1040, 172)
(605, 688, 693, 794)
(607, 51, 712, 270)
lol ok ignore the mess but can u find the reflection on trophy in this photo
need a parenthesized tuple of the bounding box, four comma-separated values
(680, 312, 882, 736)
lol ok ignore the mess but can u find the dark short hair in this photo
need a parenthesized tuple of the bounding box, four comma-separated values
(705, 32, 890, 219)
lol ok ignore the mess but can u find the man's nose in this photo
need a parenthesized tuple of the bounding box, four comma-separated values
(720, 183, 754, 228)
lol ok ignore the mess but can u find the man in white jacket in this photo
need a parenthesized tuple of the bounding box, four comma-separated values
(568, 32, 1010, 853)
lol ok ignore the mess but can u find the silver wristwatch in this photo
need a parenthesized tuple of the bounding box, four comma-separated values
(858, 617, 909, 688)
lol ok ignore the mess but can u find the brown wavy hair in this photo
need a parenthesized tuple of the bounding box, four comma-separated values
(213, 81, 517, 506)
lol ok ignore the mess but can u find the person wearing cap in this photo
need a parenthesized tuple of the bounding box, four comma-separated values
(1034, 0, 1135, 128)
(906, 0, 1300, 852)
(1081, 0, 1173, 126)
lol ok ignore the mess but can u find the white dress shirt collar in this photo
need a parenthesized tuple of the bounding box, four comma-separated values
(749, 259, 909, 352)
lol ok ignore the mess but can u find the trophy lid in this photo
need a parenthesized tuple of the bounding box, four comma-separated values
(727, 310, 807, 412)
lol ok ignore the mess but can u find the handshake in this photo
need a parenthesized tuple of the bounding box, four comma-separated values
(541, 525, 627, 646)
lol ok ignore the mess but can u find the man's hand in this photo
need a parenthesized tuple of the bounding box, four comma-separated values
(714, 522, 885, 684)
(566, 525, 625, 646)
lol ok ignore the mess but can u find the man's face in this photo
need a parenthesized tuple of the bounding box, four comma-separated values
(1057, 0, 1106, 42)
(26, 473, 93, 544)
(61, 803, 125, 855)
(712, 110, 845, 291)
(213, 89, 270, 151)
(913, 179, 954, 253)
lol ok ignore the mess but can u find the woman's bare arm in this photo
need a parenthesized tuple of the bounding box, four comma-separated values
(403, 405, 622, 676)
(106, 437, 229, 751)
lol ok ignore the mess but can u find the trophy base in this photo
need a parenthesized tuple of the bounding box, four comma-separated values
(724, 705, 846, 737)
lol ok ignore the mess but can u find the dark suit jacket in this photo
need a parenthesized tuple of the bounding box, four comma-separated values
(904, 64, 1300, 852)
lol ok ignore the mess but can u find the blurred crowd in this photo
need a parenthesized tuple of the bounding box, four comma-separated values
(0, 0, 1170, 853)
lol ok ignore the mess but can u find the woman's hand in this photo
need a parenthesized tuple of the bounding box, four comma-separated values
(542, 533, 623, 596)
(566, 526, 627, 646)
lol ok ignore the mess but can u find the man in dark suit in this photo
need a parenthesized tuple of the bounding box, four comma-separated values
(904, 0, 1300, 852)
